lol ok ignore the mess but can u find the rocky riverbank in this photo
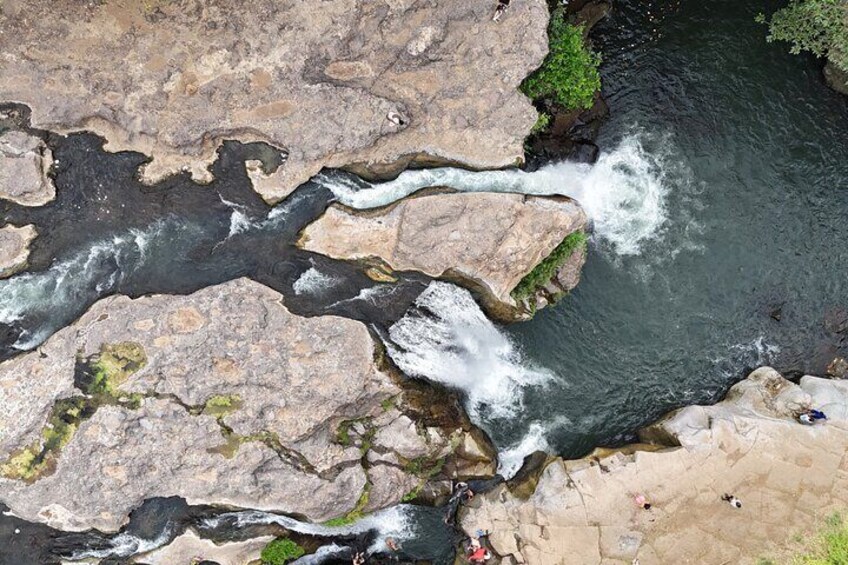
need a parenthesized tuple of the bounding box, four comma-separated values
(0, 0, 549, 201)
(460, 367, 848, 564)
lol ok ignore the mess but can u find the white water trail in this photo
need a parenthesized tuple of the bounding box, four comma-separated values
(202, 505, 414, 546)
(316, 133, 679, 255)
(293, 267, 342, 296)
(327, 284, 399, 308)
(291, 543, 348, 564)
(219, 196, 259, 238)
(0, 219, 170, 350)
(68, 525, 174, 560)
(386, 282, 553, 420)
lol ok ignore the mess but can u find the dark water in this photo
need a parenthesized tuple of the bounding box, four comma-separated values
(497, 0, 848, 458)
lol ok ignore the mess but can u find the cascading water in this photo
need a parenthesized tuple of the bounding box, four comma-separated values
(316, 132, 683, 256)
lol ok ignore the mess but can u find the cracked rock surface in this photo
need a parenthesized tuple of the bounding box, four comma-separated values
(460, 367, 848, 564)
(0, 0, 548, 201)
(300, 192, 588, 320)
(0, 131, 55, 206)
(0, 223, 37, 278)
(0, 278, 482, 531)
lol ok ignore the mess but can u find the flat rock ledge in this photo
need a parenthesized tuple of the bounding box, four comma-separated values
(0, 130, 55, 206)
(0, 278, 493, 532)
(461, 367, 848, 565)
(299, 192, 588, 321)
(0, 223, 37, 278)
(0, 0, 549, 202)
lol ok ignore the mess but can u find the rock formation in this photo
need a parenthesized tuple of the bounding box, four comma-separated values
(0, 0, 549, 201)
(0, 131, 55, 206)
(0, 223, 37, 278)
(460, 367, 848, 564)
(0, 279, 493, 532)
(825, 59, 848, 96)
(300, 192, 588, 321)
(132, 531, 273, 565)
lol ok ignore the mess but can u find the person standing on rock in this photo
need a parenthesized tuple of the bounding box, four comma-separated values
(493, 0, 511, 21)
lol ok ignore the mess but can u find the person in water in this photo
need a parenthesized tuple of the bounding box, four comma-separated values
(721, 493, 742, 508)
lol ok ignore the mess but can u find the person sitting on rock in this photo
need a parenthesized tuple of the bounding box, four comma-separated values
(444, 482, 475, 524)
(469, 546, 492, 563)
(721, 493, 742, 508)
(492, 0, 511, 22)
(633, 493, 651, 510)
(798, 409, 827, 425)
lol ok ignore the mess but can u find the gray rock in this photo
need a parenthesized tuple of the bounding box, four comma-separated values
(0, 0, 550, 200)
(0, 224, 37, 278)
(0, 279, 474, 531)
(825, 59, 848, 96)
(300, 193, 588, 320)
(0, 131, 55, 206)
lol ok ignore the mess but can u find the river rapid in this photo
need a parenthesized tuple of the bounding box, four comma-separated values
(2, 0, 848, 562)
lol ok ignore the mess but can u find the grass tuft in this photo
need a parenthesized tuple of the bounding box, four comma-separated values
(260, 538, 305, 565)
(511, 231, 587, 301)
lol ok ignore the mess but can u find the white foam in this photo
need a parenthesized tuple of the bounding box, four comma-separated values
(316, 133, 681, 255)
(496, 422, 551, 479)
(68, 525, 173, 560)
(293, 267, 341, 296)
(0, 219, 170, 351)
(713, 336, 780, 379)
(291, 543, 348, 564)
(327, 284, 399, 308)
(386, 282, 553, 420)
(202, 504, 414, 542)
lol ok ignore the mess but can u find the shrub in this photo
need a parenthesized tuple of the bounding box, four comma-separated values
(260, 538, 305, 565)
(531, 112, 552, 134)
(511, 231, 588, 301)
(521, 9, 602, 110)
(757, 0, 848, 72)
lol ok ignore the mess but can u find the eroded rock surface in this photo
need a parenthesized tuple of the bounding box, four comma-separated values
(300, 193, 588, 320)
(0, 279, 490, 531)
(0, 0, 548, 201)
(461, 367, 848, 564)
(133, 531, 273, 565)
(0, 223, 36, 278)
(0, 131, 55, 206)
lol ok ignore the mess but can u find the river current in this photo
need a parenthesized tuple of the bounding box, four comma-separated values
(1, 0, 847, 562)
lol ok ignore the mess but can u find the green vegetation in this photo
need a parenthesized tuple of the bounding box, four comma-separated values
(757, 0, 848, 72)
(260, 538, 306, 565)
(530, 112, 552, 134)
(87, 341, 147, 395)
(202, 394, 242, 417)
(2, 343, 149, 482)
(511, 231, 588, 301)
(521, 8, 601, 110)
(793, 512, 848, 564)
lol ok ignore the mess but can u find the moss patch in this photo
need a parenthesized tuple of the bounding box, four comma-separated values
(511, 230, 587, 302)
(202, 394, 242, 417)
(323, 481, 371, 526)
(85, 341, 147, 395)
(260, 537, 306, 565)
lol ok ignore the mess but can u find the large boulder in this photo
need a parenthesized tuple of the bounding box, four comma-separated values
(0, 279, 489, 531)
(460, 367, 848, 564)
(0, 0, 549, 201)
(299, 192, 588, 321)
(0, 224, 36, 278)
(0, 131, 55, 206)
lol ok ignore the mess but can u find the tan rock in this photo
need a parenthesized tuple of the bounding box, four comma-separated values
(0, 131, 55, 206)
(461, 368, 848, 564)
(300, 193, 588, 320)
(0, 0, 550, 201)
(132, 530, 273, 565)
(0, 223, 37, 278)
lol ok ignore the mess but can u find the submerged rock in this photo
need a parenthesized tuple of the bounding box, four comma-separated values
(0, 131, 55, 206)
(460, 367, 848, 564)
(0, 279, 490, 531)
(0, 0, 549, 201)
(299, 192, 588, 321)
(825, 59, 848, 96)
(0, 223, 37, 278)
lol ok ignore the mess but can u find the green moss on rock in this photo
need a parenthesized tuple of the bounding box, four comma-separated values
(260, 537, 306, 565)
(87, 341, 147, 395)
(511, 230, 587, 301)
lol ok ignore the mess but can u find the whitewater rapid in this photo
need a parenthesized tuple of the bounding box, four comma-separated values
(317, 132, 681, 256)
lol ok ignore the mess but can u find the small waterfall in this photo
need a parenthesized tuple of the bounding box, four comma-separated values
(316, 132, 681, 256)
(385, 282, 554, 421)
(292, 266, 342, 296)
(67, 524, 175, 560)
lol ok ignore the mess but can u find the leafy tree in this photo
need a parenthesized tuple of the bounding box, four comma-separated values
(757, 0, 848, 72)
(521, 9, 602, 110)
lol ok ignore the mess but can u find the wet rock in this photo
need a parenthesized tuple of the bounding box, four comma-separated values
(0, 223, 37, 278)
(0, 279, 476, 531)
(0, 0, 549, 200)
(0, 131, 55, 206)
(299, 192, 588, 321)
(460, 367, 848, 564)
(825, 59, 848, 96)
